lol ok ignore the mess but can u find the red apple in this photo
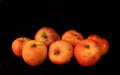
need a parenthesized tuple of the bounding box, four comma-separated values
(11, 37, 31, 57)
(35, 27, 60, 46)
(22, 40, 47, 66)
(48, 40, 73, 65)
(62, 30, 84, 46)
(88, 34, 110, 55)
(74, 39, 102, 67)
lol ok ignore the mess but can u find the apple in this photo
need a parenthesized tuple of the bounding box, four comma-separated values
(62, 30, 84, 46)
(74, 39, 102, 67)
(48, 40, 73, 65)
(35, 27, 60, 46)
(22, 40, 47, 66)
(11, 37, 31, 57)
(88, 34, 110, 55)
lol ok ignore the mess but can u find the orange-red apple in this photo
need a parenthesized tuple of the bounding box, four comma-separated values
(22, 40, 47, 66)
(74, 39, 102, 67)
(48, 40, 73, 65)
(88, 34, 110, 55)
(62, 30, 84, 46)
(35, 27, 60, 46)
(11, 37, 31, 57)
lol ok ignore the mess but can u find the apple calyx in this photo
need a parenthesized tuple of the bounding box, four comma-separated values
(32, 44, 37, 47)
(54, 50, 60, 55)
(77, 37, 81, 40)
(84, 44, 90, 49)
(42, 32, 47, 39)
(73, 33, 82, 40)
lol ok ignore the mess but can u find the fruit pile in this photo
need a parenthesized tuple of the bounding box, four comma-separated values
(11, 27, 110, 67)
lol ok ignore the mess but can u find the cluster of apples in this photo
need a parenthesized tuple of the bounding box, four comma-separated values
(11, 26, 110, 67)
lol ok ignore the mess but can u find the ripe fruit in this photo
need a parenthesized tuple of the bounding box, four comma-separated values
(74, 39, 102, 67)
(62, 30, 84, 46)
(48, 40, 73, 65)
(88, 34, 110, 55)
(11, 37, 31, 57)
(35, 27, 60, 46)
(22, 40, 47, 66)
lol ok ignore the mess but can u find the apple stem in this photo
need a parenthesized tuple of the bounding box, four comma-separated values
(20, 40, 24, 43)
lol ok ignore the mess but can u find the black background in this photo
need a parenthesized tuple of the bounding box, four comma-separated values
(0, 1, 116, 75)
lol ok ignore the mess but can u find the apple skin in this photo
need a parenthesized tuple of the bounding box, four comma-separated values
(62, 30, 84, 46)
(88, 34, 110, 55)
(48, 40, 73, 65)
(35, 27, 60, 46)
(74, 39, 102, 67)
(11, 37, 31, 57)
(22, 40, 47, 66)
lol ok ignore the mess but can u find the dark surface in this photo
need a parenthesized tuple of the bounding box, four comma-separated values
(0, 1, 116, 75)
